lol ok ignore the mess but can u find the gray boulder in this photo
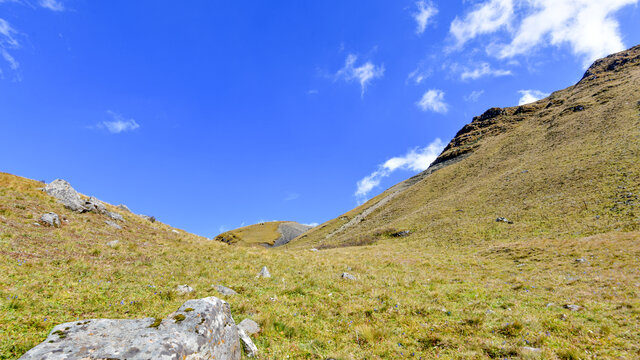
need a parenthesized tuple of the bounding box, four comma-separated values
(106, 240, 120, 248)
(257, 266, 271, 278)
(107, 211, 125, 221)
(341, 272, 357, 281)
(40, 213, 60, 227)
(238, 328, 258, 358)
(215, 285, 238, 296)
(105, 220, 122, 230)
(564, 304, 583, 311)
(19, 297, 240, 360)
(176, 284, 194, 294)
(43, 179, 86, 213)
(85, 196, 108, 214)
(117, 204, 131, 212)
(238, 319, 260, 335)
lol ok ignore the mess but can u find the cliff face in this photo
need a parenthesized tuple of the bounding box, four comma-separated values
(292, 44, 640, 249)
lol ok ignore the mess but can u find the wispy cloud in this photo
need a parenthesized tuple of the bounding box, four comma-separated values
(460, 62, 512, 80)
(464, 90, 485, 102)
(413, 0, 438, 35)
(416, 89, 448, 113)
(284, 192, 301, 201)
(99, 111, 140, 134)
(355, 139, 445, 202)
(518, 89, 549, 105)
(39, 0, 64, 11)
(303, 222, 319, 227)
(336, 54, 385, 97)
(0, 18, 20, 76)
(450, 0, 638, 67)
(407, 65, 431, 85)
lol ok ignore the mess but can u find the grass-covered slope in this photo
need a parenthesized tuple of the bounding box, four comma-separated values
(214, 221, 311, 247)
(293, 45, 640, 250)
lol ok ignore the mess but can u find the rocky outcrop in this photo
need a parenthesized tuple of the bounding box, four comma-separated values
(257, 266, 271, 278)
(269, 222, 313, 247)
(39, 213, 60, 227)
(19, 297, 241, 360)
(43, 179, 86, 213)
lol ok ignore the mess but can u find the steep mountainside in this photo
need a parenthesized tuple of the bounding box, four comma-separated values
(214, 221, 312, 247)
(292, 45, 640, 249)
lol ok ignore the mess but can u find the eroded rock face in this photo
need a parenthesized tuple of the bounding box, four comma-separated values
(43, 179, 86, 213)
(40, 213, 60, 227)
(19, 297, 241, 360)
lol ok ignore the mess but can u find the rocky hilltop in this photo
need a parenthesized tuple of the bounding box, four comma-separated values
(215, 221, 312, 247)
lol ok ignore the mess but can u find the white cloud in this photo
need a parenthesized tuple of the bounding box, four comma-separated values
(451, 0, 638, 67)
(464, 90, 485, 102)
(336, 54, 385, 97)
(100, 111, 140, 134)
(417, 89, 448, 113)
(39, 0, 64, 11)
(413, 1, 438, 35)
(303, 222, 319, 227)
(518, 89, 549, 105)
(407, 65, 431, 85)
(0, 18, 19, 73)
(307, 89, 318, 95)
(355, 139, 445, 202)
(460, 62, 512, 80)
(450, 0, 514, 47)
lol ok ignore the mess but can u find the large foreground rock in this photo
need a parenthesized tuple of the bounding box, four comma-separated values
(19, 297, 241, 360)
(43, 179, 86, 213)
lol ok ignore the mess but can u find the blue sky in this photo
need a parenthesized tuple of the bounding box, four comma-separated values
(2, 0, 639, 237)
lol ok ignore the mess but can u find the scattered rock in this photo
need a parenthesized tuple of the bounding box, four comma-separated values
(43, 179, 86, 213)
(171, 229, 180, 234)
(140, 215, 156, 222)
(18, 297, 241, 360)
(84, 197, 108, 214)
(40, 212, 60, 227)
(341, 272, 357, 281)
(107, 211, 125, 221)
(496, 217, 514, 224)
(257, 266, 271, 278)
(238, 328, 258, 358)
(310, 248, 319, 252)
(105, 220, 122, 230)
(176, 284, 194, 295)
(546, 303, 555, 307)
(572, 105, 585, 112)
(564, 304, 583, 312)
(106, 240, 120, 248)
(575, 258, 587, 263)
(214, 285, 237, 296)
(117, 204, 131, 212)
(237, 319, 260, 335)
(390, 230, 411, 237)
(521, 346, 542, 354)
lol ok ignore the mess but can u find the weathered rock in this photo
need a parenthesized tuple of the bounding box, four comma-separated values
(341, 272, 357, 281)
(140, 214, 156, 222)
(117, 204, 131, 212)
(257, 266, 271, 278)
(85, 196, 108, 214)
(238, 328, 258, 358)
(171, 229, 180, 234)
(390, 230, 411, 237)
(310, 248, 319, 252)
(106, 240, 120, 248)
(43, 179, 86, 212)
(496, 217, 514, 224)
(238, 319, 260, 335)
(521, 346, 542, 354)
(176, 284, 194, 294)
(215, 285, 238, 296)
(575, 258, 587, 263)
(564, 304, 583, 312)
(107, 211, 125, 221)
(105, 220, 122, 230)
(18, 297, 241, 360)
(40, 213, 60, 227)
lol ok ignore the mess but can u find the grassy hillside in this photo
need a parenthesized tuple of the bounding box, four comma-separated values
(214, 221, 310, 247)
(292, 45, 640, 250)
(2, 46, 640, 360)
